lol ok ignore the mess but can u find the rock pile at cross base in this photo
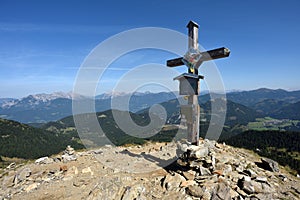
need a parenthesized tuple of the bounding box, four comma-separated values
(0, 140, 299, 200)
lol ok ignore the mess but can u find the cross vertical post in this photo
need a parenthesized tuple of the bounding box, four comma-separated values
(187, 21, 200, 145)
(166, 20, 230, 146)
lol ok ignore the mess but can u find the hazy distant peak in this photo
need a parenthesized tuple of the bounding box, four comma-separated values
(21, 91, 86, 102)
(95, 91, 175, 99)
(0, 91, 86, 109)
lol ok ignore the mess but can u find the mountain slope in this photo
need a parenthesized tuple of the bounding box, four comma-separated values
(42, 109, 180, 147)
(203, 99, 261, 126)
(271, 101, 300, 120)
(200, 88, 300, 107)
(231, 88, 300, 106)
(159, 98, 261, 127)
(0, 118, 83, 159)
(223, 130, 300, 173)
(252, 99, 290, 115)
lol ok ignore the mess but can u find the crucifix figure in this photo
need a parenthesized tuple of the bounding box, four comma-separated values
(167, 20, 230, 145)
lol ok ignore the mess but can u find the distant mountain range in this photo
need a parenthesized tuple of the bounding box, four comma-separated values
(200, 88, 300, 121)
(226, 88, 300, 106)
(0, 88, 300, 124)
(0, 91, 177, 123)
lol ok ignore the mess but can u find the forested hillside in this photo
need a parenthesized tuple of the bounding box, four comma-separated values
(223, 130, 300, 174)
(0, 118, 83, 159)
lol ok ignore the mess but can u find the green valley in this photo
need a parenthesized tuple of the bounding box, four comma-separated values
(247, 117, 300, 131)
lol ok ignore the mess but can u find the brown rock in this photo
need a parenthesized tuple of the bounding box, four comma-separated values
(182, 170, 196, 180)
(180, 180, 196, 187)
(82, 167, 93, 176)
(59, 165, 68, 172)
(66, 166, 78, 176)
(186, 185, 203, 198)
(213, 170, 223, 176)
(25, 183, 39, 193)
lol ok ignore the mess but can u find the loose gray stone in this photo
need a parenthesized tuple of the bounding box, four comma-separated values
(121, 185, 146, 200)
(62, 154, 77, 162)
(260, 158, 279, 172)
(244, 169, 257, 178)
(186, 185, 203, 198)
(252, 181, 263, 193)
(16, 167, 31, 182)
(212, 183, 231, 200)
(203, 139, 216, 150)
(163, 173, 186, 191)
(6, 162, 16, 170)
(187, 145, 209, 159)
(194, 147, 209, 159)
(292, 186, 300, 194)
(211, 155, 216, 168)
(278, 174, 287, 182)
(239, 176, 255, 194)
(200, 166, 211, 176)
(178, 142, 189, 152)
(261, 182, 275, 193)
(2, 172, 16, 188)
(255, 176, 267, 183)
(35, 156, 53, 164)
(189, 160, 202, 168)
(223, 164, 233, 176)
(243, 181, 255, 194)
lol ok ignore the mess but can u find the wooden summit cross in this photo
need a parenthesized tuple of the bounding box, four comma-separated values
(167, 20, 230, 145)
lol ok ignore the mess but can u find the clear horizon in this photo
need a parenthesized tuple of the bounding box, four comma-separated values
(1, 87, 299, 99)
(1, 0, 300, 98)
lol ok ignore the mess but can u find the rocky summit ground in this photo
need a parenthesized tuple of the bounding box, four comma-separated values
(1, 140, 300, 200)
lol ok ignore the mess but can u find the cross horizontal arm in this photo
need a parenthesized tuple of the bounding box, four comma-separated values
(166, 47, 230, 67)
(201, 47, 230, 61)
(166, 57, 184, 67)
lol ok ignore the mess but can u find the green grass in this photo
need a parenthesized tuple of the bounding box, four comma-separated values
(246, 117, 300, 131)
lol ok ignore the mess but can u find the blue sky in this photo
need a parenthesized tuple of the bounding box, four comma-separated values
(0, 0, 300, 98)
